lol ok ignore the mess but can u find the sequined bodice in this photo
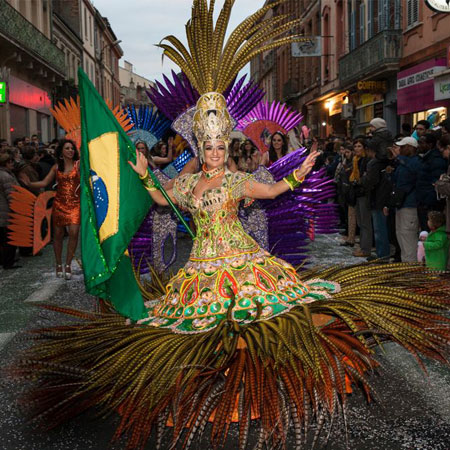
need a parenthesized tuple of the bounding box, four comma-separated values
(173, 170, 258, 260)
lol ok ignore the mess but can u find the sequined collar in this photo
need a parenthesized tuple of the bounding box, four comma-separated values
(201, 164, 225, 182)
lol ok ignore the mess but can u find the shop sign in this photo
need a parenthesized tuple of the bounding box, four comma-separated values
(435, 72, 450, 101)
(397, 65, 445, 90)
(0, 82, 5, 103)
(357, 80, 387, 93)
(325, 93, 347, 116)
(397, 58, 447, 115)
(292, 37, 322, 57)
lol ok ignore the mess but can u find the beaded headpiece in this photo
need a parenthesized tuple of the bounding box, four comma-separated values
(192, 92, 233, 161)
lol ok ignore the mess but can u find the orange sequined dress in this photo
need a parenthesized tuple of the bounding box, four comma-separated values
(52, 164, 80, 226)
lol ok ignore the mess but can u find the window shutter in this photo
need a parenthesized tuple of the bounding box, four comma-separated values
(412, 0, 419, 24)
(368, 0, 373, 38)
(394, 0, 401, 29)
(378, 0, 384, 31)
(384, 0, 390, 29)
(359, 3, 365, 44)
(350, 9, 356, 50)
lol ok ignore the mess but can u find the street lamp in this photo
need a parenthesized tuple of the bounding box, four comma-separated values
(99, 39, 122, 100)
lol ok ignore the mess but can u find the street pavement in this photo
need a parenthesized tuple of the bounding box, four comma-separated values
(0, 233, 449, 449)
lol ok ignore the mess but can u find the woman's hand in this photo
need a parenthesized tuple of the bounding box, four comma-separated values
(128, 150, 148, 177)
(296, 150, 319, 179)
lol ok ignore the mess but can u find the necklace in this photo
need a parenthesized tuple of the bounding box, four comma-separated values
(202, 164, 224, 182)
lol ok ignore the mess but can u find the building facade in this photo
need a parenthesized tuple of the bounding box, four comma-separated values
(338, 0, 402, 137)
(119, 60, 154, 106)
(52, 0, 83, 106)
(95, 10, 123, 107)
(0, 0, 66, 143)
(398, 0, 450, 127)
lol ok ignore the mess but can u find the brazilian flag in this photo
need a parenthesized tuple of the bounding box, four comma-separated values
(78, 68, 151, 320)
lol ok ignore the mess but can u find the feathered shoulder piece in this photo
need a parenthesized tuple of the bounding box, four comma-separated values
(157, 0, 304, 95)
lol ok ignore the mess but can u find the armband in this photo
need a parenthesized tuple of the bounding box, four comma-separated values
(282, 170, 305, 191)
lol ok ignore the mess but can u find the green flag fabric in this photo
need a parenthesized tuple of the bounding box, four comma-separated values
(78, 67, 151, 321)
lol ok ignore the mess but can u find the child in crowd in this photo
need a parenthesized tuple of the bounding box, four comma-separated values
(417, 231, 428, 264)
(423, 211, 449, 271)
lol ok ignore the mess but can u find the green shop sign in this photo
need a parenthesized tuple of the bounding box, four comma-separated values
(0, 82, 6, 103)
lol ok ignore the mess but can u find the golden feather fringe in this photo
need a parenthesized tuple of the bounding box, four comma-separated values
(9, 263, 450, 449)
(158, 0, 310, 94)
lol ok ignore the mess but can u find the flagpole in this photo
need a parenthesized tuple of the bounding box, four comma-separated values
(146, 168, 196, 240)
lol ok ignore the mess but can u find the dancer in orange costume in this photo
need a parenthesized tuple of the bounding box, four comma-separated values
(23, 139, 80, 279)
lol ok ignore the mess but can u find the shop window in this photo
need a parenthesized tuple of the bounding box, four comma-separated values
(407, 0, 419, 28)
(412, 108, 447, 127)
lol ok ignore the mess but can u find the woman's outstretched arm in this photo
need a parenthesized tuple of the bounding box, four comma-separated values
(244, 150, 319, 200)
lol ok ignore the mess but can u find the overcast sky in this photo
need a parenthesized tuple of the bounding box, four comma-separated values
(91, 0, 264, 84)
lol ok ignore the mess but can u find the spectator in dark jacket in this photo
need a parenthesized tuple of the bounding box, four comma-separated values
(392, 137, 422, 262)
(360, 146, 390, 260)
(351, 138, 372, 257)
(416, 132, 447, 230)
(367, 118, 393, 160)
(0, 152, 20, 269)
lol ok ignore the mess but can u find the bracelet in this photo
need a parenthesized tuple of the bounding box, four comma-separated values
(139, 170, 158, 192)
(282, 170, 304, 191)
(293, 169, 305, 184)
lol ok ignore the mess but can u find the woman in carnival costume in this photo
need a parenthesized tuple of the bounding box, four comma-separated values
(13, 1, 450, 449)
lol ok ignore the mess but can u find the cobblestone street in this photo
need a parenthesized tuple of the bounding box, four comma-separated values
(0, 233, 449, 449)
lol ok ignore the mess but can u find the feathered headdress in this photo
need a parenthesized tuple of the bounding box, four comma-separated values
(50, 96, 133, 150)
(157, 0, 305, 155)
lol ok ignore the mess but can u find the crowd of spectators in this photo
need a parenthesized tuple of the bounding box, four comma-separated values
(325, 117, 450, 270)
(2, 118, 450, 273)
(0, 135, 60, 268)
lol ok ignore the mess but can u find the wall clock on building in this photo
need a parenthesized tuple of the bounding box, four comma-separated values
(425, 0, 450, 13)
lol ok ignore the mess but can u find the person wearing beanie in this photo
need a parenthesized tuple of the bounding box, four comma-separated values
(369, 118, 387, 130)
(367, 117, 393, 161)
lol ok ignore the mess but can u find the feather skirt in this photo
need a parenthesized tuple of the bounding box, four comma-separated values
(10, 263, 450, 449)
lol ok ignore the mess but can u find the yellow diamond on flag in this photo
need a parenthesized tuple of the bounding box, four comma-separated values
(88, 132, 120, 243)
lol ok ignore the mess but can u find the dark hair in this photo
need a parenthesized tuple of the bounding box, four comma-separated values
(0, 152, 14, 167)
(353, 138, 367, 148)
(438, 134, 450, 149)
(401, 123, 412, 134)
(269, 132, 288, 163)
(55, 139, 79, 171)
(440, 118, 450, 133)
(415, 120, 430, 130)
(421, 132, 437, 148)
(230, 138, 241, 150)
(151, 141, 167, 157)
(21, 145, 36, 161)
(428, 211, 445, 228)
(13, 137, 23, 146)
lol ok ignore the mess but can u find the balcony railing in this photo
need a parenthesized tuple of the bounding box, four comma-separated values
(0, 1, 65, 76)
(339, 30, 402, 86)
